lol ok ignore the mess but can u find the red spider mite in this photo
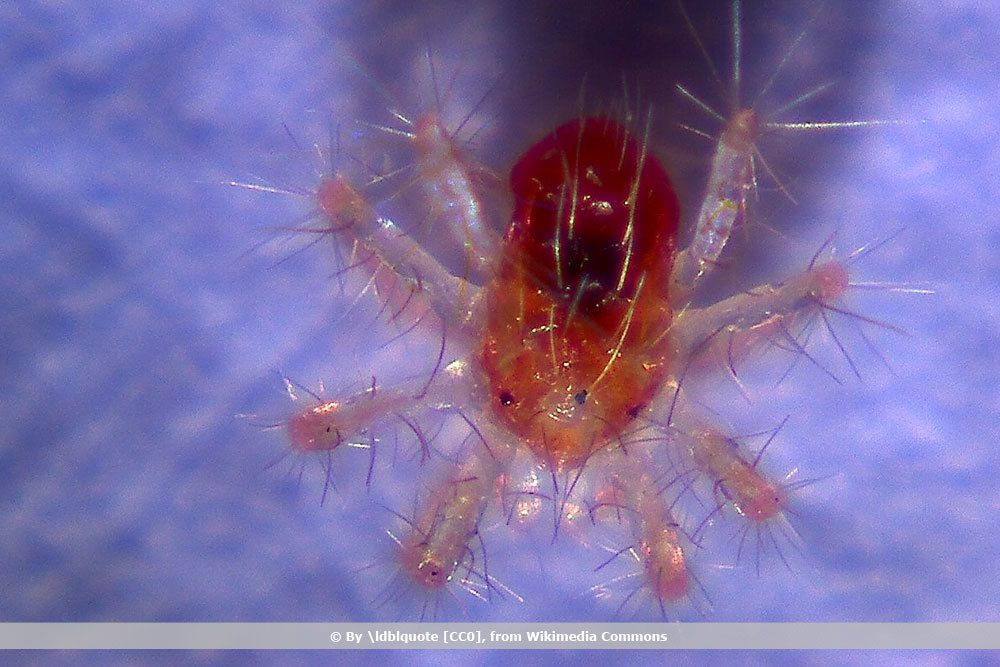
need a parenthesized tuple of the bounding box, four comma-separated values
(254, 103, 868, 617)
(237, 4, 916, 620)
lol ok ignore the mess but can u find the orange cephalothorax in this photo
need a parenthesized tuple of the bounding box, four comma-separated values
(480, 117, 680, 468)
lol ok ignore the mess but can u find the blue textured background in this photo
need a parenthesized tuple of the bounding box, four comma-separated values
(2, 0, 996, 664)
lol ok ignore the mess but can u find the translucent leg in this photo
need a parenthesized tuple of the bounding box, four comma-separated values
(670, 258, 849, 363)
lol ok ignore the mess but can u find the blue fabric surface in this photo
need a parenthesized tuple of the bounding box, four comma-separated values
(1, 0, 997, 663)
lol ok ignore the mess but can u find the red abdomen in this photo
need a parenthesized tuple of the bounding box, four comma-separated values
(480, 117, 680, 468)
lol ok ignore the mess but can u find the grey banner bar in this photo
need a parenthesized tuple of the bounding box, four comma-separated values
(0, 623, 997, 650)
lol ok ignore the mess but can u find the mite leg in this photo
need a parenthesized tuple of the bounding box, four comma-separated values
(280, 354, 479, 488)
(670, 110, 756, 293)
(316, 174, 482, 332)
(388, 419, 519, 613)
(669, 257, 850, 366)
(675, 420, 808, 574)
(355, 45, 504, 285)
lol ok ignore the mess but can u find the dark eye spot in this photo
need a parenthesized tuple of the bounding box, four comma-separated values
(573, 389, 588, 405)
(325, 426, 331, 433)
(626, 404, 644, 419)
(499, 390, 515, 406)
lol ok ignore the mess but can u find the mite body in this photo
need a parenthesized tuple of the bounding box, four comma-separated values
(480, 116, 679, 470)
